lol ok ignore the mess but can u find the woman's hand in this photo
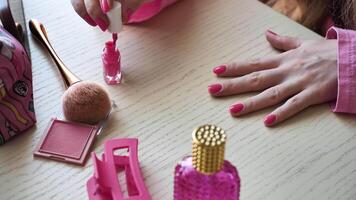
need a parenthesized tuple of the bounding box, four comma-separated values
(209, 30, 338, 126)
(71, 0, 144, 30)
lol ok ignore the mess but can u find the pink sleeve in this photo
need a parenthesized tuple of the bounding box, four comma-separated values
(127, 0, 178, 23)
(326, 27, 356, 114)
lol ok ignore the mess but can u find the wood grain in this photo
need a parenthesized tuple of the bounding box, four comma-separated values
(0, 0, 355, 199)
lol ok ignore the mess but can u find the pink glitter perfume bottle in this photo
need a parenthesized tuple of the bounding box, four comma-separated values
(174, 125, 240, 200)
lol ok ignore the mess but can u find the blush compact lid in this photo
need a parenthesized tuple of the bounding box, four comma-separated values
(34, 118, 98, 165)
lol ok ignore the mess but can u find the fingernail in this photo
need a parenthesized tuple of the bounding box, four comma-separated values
(230, 103, 244, 114)
(95, 18, 108, 31)
(101, 0, 109, 13)
(264, 114, 277, 126)
(213, 65, 227, 75)
(267, 30, 277, 36)
(208, 84, 223, 94)
(83, 14, 97, 27)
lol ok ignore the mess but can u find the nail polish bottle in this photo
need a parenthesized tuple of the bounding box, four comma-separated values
(102, 1, 123, 85)
(173, 125, 240, 200)
(102, 41, 121, 85)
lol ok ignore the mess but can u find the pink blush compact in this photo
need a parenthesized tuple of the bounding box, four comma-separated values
(34, 118, 98, 165)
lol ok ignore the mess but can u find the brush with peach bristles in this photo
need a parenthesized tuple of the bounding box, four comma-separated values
(29, 19, 111, 125)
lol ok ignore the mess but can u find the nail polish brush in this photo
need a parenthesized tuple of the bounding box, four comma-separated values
(102, 1, 123, 85)
(29, 19, 112, 125)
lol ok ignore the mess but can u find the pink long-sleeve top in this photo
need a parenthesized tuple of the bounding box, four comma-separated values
(326, 27, 356, 114)
(130, 1, 356, 114)
(126, 0, 178, 23)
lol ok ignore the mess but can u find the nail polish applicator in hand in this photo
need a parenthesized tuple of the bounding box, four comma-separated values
(29, 19, 112, 125)
(102, 1, 123, 85)
(106, 1, 123, 34)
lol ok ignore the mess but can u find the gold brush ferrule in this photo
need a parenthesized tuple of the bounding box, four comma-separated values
(192, 124, 226, 174)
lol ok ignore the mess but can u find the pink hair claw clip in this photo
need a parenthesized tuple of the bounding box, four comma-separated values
(87, 138, 151, 200)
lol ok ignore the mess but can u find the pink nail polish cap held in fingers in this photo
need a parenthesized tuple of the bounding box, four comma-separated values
(107, 1, 123, 33)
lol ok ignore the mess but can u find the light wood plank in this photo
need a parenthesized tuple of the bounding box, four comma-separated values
(0, 0, 355, 199)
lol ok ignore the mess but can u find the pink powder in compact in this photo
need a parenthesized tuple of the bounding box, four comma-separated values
(34, 118, 98, 165)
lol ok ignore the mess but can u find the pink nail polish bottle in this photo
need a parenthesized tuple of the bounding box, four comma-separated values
(102, 40, 121, 85)
(174, 125, 240, 200)
(102, 1, 123, 85)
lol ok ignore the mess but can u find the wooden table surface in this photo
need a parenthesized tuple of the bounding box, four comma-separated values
(1, 0, 356, 199)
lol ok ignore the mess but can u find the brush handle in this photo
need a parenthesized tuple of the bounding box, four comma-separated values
(29, 19, 80, 87)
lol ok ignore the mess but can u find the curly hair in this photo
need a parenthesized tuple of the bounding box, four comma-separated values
(328, 0, 356, 29)
(262, 0, 356, 33)
(299, 0, 356, 30)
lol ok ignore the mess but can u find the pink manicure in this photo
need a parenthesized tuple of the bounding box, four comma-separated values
(266, 30, 278, 36)
(213, 65, 227, 75)
(95, 18, 108, 31)
(230, 103, 244, 114)
(264, 114, 277, 126)
(208, 84, 223, 94)
(101, 0, 110, 13)
(83, 14, 97, 27)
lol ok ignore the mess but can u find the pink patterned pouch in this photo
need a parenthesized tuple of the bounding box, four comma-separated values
(0, 2, 36, 145)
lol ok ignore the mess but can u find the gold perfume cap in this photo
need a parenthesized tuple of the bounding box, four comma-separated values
(192, 124, 226, 174)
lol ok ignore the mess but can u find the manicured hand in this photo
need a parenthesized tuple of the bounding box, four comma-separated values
(71, 0, 144, 30)
(209, 30, 338, 126)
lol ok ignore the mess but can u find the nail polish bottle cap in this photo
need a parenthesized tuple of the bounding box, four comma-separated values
(192, 124, 226, 174)
(107, 1, 123, 33)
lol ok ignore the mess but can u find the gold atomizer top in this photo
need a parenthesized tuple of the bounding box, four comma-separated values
(192, 124, 226, 174)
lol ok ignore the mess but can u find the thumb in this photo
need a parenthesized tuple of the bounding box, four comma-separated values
(265, 30, 302, 51)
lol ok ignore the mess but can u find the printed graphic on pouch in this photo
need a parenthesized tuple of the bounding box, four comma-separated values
(0, 79, 6, 98)
(28, 100, 34, 112)
(5, 120, 18, 137)
(0, 133, 4, 145)
(13, 80, 28, 97)
(0, 31, 15, 61)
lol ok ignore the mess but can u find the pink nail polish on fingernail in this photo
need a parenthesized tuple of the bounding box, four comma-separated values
(230, 103, 244, 114)
(213, 65, 227, 75)
(208, 84, 223, 94)
(95, 18, 108, 31)
(102, 0, 110, 13)
(264, 114, 277, 126)
(83, 14, 97, 27)
(267, 30, 277, 36)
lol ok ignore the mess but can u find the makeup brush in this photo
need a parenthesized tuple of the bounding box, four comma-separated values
(29, 19, 112, 125)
